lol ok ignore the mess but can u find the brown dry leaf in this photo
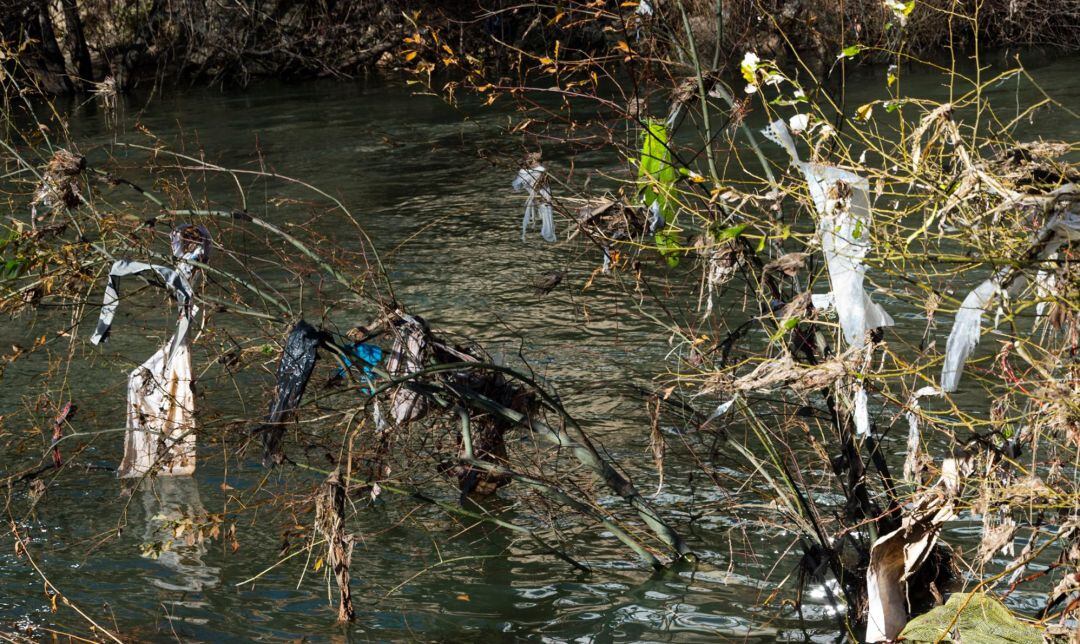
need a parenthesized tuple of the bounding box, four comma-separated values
(764, 252, 808, 277)
(977, 518, 1017, 565)
(1001, 475, 1054, 505)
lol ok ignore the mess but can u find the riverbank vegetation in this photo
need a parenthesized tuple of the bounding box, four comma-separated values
(1, 0, 1077, 95)
(1, 0, 1080, 641)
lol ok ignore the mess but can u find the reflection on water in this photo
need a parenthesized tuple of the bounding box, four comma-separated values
(139, 477, 219, 594)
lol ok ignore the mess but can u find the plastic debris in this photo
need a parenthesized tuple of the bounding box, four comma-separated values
(762, 119, 893, 348)
(512, 154, 557, 243)
(91, 225, 209, 478)
(332, 342, 383, 392)
(865, 453, 970, 642)
(903, 386, 942, 483)
(940, 278, 1000, 392)
(261, 320, 327, 464)
(940, 210, 1080, 391)
(376, 313, 431, 431)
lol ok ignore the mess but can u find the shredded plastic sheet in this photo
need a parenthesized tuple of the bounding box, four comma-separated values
(940, 278, 1000, 392)
(91, 261, 193, 345)
(762, 119, 893, 348)
(92, 226, 209, 478)
(376, 314, 431, 431)
(865, 454, 969, 642)
(903, 386, 943, 483)
(704, 397, 736, 426)
(940, 210, 1080, 392)
(1035, 257, 1057, 324)
(853, 386, 870, 437)
(261, 320, 325, 463)
(512, 165, 557, 243)
(333, 343, 382, 392)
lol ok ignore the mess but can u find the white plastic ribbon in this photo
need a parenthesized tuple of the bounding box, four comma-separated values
(903, 386, 943, 483)
(939, 210, 1080, 392)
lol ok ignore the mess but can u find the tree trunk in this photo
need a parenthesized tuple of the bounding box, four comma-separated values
(60, 0, 93, 90)
(26, 1, 73, 94)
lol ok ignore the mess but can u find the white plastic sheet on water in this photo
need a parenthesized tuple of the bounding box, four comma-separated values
(512, 164, 557, 243)
(762, 119, 893, 348)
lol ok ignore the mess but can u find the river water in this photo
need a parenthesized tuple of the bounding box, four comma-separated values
(1, 51, 1078, 641)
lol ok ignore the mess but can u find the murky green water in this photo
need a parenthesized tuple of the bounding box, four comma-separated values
(1, 51, 1077, 641)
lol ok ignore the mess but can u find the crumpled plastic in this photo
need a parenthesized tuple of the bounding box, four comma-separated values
(261, 320, 325, 464)
(762, 119, 894, 349)
(93, 225, 210, 478)
(374, 313, 431, 431)
(512, 164, 557, 243)
(333, 342, 383, 392)
(762, 119, 893, 437)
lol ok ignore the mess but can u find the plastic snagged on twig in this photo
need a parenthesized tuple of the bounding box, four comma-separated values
(261, 320, 326, 464)
(375, 313, 432, 431)
(92, 225, 210, 478)
(761, 119, 893, 348)
(865, 452, 971, 642)
(903, 386, 943, 483)
(940, 210, 1080, 392)
(512, 160, 557, 243)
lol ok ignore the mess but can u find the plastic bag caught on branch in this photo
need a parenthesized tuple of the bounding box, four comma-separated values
(91, 225, 210, 478)
(374, 313, 431, 431)
(762, 119, 893, 348)
(260, 320, 326, 464)
(512, 156, 557, 243)
(940, 209, 1080, 392)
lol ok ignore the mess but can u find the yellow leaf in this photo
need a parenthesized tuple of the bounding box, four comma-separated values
(538, 56, 554, 66)
(855, 103, 874, 121)
(615, 41, 631, 53)
(404, 51, 418, 62)
(456, 593, 470, 601)
(314, 557, 324, 572)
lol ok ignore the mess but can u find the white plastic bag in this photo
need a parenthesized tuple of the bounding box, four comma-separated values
(762, 119, 893, 348)
(512, 165, 557, 243)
